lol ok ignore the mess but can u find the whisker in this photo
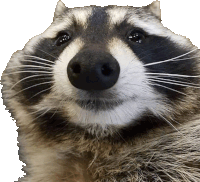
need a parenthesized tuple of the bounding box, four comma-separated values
(173, 55, 200, 61)
(133, 43, 170, 60)
(148, 78, 200, 88)
(34, 48, 60, 60)
(108, 104, 127, 143)
(10, 74, 53, 90)
(4, 70, 52, 76)
(21, 59, 53, 67)
(136, 46, 177, 63)
(24, 76, 53, 83)
(31, 109, 44, 116)
(170, 117, 182, 126)
(147, 75, 191, 82)
(50, 98, 65, 119)
(26, 108, 47, 118)
(24, 55, 55, 64)
(145, 72, 200, 78)
(158, 114, 179, 132)
(148, 76, 200, 87)
(144, 48, 198, 67)
(7, 65, 53, 70)
(28, 85, 55, 100)
(32, 107, 52, 123)
(148, 81, 187, 96)
(11, 81, 55, 97)
(158, 114, 199, 151)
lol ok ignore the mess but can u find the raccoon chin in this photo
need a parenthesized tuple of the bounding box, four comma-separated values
(74, 99, 124, 111)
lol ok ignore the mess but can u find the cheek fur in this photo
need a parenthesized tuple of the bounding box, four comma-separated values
(53, 38, 84, 97)
(107, 37, 153, 99)
(53, 37, 169, 127)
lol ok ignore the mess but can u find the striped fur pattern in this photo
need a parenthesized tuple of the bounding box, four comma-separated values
(1, 1, 200, 181)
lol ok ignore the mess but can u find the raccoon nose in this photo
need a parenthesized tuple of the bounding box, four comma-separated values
(67, 50, 120, 90)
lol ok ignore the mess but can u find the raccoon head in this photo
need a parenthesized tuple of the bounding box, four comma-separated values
(2, 1, 200, 140)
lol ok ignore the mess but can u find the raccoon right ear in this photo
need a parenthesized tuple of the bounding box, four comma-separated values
(147, 1, 161, 20)
(54, 0, 67, 20)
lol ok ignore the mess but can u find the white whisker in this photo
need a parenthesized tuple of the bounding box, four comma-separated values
(148, 81, 187, 96)
(10, 74, 53, 90)
(27, 77, 53, 83)
(133, 44, 168, 60)
(148, 78, 200, 88)
(7, 65, 53, 70)
(158, 114, 199, 152)
(12, 81, 55, 97)
(31, 107, 52, 123)
(144, 48, 198, 67)
(22, 57, 54, 66)
(147, 75, 191, 83)
(4, 70, 52, 76)
(50, 98, 65, 119)
(28, 107, 48, 116)
(158, 114, 179, 132)
(146, 72, 200, 78)
(29, 85, 55, 100)
(173, 55, 200, 61)
(109, 104, 127, 143)
(34, 48, 60, 60)
(24, 55, 55, 64)
(151, 78, 199, 87)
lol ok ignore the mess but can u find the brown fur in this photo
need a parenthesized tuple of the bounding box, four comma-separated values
(2, 2, 200, 182)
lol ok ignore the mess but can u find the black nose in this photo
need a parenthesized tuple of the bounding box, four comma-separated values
(67, 49, 120, 90)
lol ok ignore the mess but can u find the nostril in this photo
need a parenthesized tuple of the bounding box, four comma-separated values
(71, 63, 81, 74)
(67, 50, 120, 90)
(101, 64, 113, 76)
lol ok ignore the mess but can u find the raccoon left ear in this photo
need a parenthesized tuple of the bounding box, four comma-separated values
(147, 1, 161, 20)
(54, 0, 67, 20)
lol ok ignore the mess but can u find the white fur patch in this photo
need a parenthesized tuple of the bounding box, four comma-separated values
(129, 18, 167, 36)
(107, 38, 151, 99)
(67, 100, 139, 127)
(137, 12, 192, 47)
(107, 38, 167, 122)
(23, 35, 43, 53)
(107, 7, 192, 47)
(53, 38, 84, 97)
(33, 8, 171, 128)
(107, 2, 189, 46)
(52, 37, 168, 127)
(106, 7, 164, 36)
(106, 7, 128, 25)
(64, 96, 166, 128)
(43, 8, 92, 38)
(72, 8, 93, 28)
(43, 18, 73, 38)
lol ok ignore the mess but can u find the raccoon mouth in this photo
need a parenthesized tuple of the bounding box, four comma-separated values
(75, 99, 124, 111)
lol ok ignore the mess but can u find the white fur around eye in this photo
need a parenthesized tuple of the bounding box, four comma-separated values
(52, 37, 168, 127)
(53, 38, 84, 97)
(107, 37, 151, 99)
(106, 7, 128, 26)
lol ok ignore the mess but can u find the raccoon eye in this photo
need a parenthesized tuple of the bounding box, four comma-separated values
(55, 32, 70, 46)
(127, 30, 146, 44)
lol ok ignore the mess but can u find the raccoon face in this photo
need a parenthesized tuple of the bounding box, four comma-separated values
(4, 1, 199, 139)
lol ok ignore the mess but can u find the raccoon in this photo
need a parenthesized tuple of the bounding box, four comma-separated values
(2, 0, 200, 181)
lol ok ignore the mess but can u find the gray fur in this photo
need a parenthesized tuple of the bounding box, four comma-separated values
(1, 1, 200, 181)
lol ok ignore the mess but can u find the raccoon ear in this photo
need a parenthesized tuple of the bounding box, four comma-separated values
(54, 0, 67, 20)
(147, 1, 161, 20)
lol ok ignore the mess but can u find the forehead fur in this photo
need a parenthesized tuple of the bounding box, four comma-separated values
(43, 5, 160, 38)
(72, 5, 158, 25)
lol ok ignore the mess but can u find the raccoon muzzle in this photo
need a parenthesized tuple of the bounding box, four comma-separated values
(67, 49, 120, 90)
